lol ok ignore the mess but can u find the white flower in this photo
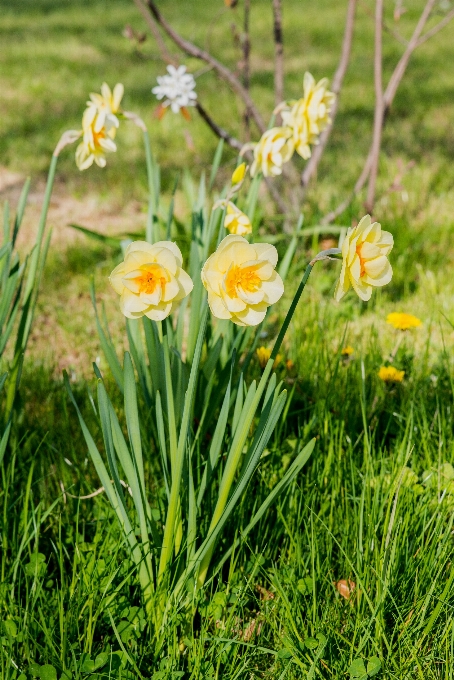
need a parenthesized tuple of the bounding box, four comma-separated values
(152, 65, 197, 114)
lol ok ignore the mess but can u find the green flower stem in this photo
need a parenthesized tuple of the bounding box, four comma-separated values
(5, 154, 58, 420)
(197, 260, 317, 588)
(24, 153, 58, 303)
(143, 129, 155, 244)
(162, 324, 177, 472)
(158, 309, 209, 588)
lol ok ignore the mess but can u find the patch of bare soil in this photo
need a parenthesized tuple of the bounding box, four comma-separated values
(1, 167, 145, 377)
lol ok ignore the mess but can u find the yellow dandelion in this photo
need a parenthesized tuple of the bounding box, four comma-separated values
(341, 346, 354, 356)
(378, 366, 405, 383)
(386, 312, 422, 331)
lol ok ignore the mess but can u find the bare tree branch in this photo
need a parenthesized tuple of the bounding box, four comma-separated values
(364, 0, 384, 213)
(145, 0, 266, 134)
(359, 0, 408, 46)
(243, 0, 251, 137)
(272, 0, 284, 113)
(320, 155, 372, 224)
(321, 0, 438, 223)
(301, 0, 357, 190)
(383, 0, 437, 113)
(195, 102, 243, 150)
(416, 7, 454, 47)
(132, 0, 176, 65)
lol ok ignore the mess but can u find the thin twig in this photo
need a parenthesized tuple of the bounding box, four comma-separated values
(196, 103, 287, 212)
(321, 0, 438, 223)
(243, 0, 251, 137)
(195, 102, 243, 150)
(301, 0, 357, 190)
(146, 0, 266, 134)
(272, 0, 284, 113)
(132, 0, 176, 65)
(365, 0, 384, 213)
(416, 7, 454, 47)
(383, 0, 437, 113)
(359, 0, 408, 46)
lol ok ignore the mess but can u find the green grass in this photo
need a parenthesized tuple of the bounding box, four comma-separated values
(2, 0, 454, 677)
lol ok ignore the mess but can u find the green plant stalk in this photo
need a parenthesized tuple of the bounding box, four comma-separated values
(197, 261, 315, 587)
(157, 309, 208, 590)
(143, 129, 155, 244)
(24, 154, 57, 302)
(4, 156, 58, 421)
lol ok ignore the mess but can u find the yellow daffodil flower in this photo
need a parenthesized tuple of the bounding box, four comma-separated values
(86, 82, 124, 130)
(248, 127, 294, 178)
(378, 366, 405, 383)
(109, 241, 193, 321)
(281, 72, 335, 159)
(231, 162, 247, 185)
(224, 202, 252, 235)
(201, 234, 284, 326)
(334, 215, 393, 302)
(386, 312, 422, 330)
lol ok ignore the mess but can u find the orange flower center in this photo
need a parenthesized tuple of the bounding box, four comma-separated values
(356, 243, 366, 277)
(136, 266, 166, 295)
(225, 265, 261, 298)
(92, 129, 106, 148)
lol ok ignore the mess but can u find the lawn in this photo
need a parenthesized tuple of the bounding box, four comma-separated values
(1, 0, 454, 678)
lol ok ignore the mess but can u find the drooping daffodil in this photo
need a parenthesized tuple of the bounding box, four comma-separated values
(75, 107, 118, 170)
(201, 234, 284, 326)
(109, 241, 193, 321)
(334, 215, 393, 302)
(86, 82, 124, 130)
(248, 127, 294, 178)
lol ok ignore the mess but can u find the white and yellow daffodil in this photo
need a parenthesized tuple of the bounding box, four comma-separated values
(248, 127, 294, 178)
(109, 241, 193, 321)
(334, 215, 393, 302)
(281, 72, 335, 158)
(86, 82, 124, 131)
(75, 107, 118, 170)
(201, 234, 284, 326)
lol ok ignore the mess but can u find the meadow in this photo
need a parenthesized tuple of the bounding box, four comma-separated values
(1, 0, 454, 678)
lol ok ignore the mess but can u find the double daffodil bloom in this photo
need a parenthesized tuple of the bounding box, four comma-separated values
(224, 202, 252, 235)
(334, 215, 393, 302)
(109, 241, 193, 321)
(75, 108, 117, 170)
(249, 127, 294, 178)
(201, 235, 284, 326)
(86, 82, 124, 130)
(281, 72, 335, 159)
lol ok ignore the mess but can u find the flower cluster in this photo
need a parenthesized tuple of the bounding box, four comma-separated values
(245, 72, 335, 177)
(76, 83, 124, 170)
(152, 65, 197, 115)
(93, 79, 394, 326)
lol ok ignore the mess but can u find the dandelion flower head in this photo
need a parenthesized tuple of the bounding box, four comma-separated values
(378, 366, 405, 383)
(386, 312, 422, 331)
